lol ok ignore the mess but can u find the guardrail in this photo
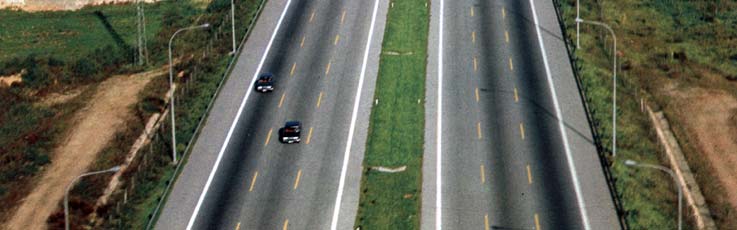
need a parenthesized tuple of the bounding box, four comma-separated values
(549, 1, 628, 229)
(143, 0, 269, 229)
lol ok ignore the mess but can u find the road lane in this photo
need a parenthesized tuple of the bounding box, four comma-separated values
(423, 0, 620, 229)
(156, 0, 389, 229)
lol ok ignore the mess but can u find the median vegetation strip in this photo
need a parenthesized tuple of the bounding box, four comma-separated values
(354, 0, 428, 229)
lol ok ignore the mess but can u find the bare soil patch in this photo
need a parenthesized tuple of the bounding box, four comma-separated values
(666, 86, 737, 210)
(3, 70, 159, 230)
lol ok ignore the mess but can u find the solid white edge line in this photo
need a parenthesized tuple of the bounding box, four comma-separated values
(527, 0, 591, 229)
(436, 0, 444, 229)
(329, 0, 380, 229)
(184, 1, 293, 229)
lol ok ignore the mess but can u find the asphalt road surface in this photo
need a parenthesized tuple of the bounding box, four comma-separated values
(155, 0, 388, 229)
(422, 0, 621, 229)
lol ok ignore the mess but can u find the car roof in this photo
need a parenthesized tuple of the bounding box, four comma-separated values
(259, 72, 273, 78)
(285, 121, 300, 127)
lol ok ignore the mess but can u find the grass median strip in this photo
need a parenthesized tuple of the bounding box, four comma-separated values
(354, 0, 428, 229)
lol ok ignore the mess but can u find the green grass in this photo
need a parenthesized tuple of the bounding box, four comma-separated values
(0, 2, 166, 62)
(556, 0, 737, 229)
(354, 0, 428, 229)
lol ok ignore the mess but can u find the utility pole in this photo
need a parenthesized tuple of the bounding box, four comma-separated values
(136, 0, 148, 65)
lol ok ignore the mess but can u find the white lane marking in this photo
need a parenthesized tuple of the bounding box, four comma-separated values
(329, 0, 381, 229)
(527, 0, 591, 229)
(185, 1, 293, 229)
(437, 0, 444, 229)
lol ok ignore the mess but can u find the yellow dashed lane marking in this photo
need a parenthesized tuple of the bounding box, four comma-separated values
(477, 122, 482, 139)
(334, 34, 340, 45)
(505, 30, 510, 43)
(535, 214, 541, 230)
(300, 36, 306, 48)
(283, 219, 289, 230)
(502, 7, 506, 19)
(290, 62, 297, 76)
(316, 92, 324, 108)
(509, 57, 514, 71)
(265, 128, 273, 146)
(309, 10, 315, 22)
(480, 165, 486, 184)
(471, 7, 475, 17)
(249, 171, 259, 192)
(306, 127, 314, 144)
(341, 10, 347, 24)
(235, 222, 240, 230)
(325, 61, 332, 76)
(485, 214, 490, 230)
(278, 93, 286, 108)
(527, 164, 533, 184)
(293, 169, 302, 190)
(473, 57, 478, 72)
(519, 123, 525, 140)
(514, 87, 519, 102)
(472, 31, 476, 43)
(475, 87, 480, 102)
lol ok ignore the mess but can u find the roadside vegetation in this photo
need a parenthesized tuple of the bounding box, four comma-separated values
(0, 0, 264, 228)
(557, 0, 737, 228)
(354, 0, 428, 229)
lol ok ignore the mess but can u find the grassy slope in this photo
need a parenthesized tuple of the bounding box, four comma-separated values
(0, 3, 165, 62)
(559, 0, 737, 229)
(354, 0, 428, 229)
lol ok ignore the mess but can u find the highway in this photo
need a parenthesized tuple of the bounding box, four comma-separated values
(155, 0, 388, 229)
(421, 0, 621, 229)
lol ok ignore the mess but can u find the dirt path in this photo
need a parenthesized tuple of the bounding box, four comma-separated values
(4, 70, 160, 230)
(668, 87, 737, 209)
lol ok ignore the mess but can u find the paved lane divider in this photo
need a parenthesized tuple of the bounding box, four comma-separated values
(249, 171, 259, 192)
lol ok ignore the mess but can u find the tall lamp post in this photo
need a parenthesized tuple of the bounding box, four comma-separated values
(168, 23, 210, 164)
(624, 160, 682, 230)
(64, 166, 122, 230)
(230, 0, 237, 54)
(575, 18, 618, 158)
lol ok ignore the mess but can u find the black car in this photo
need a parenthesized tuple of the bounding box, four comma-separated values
(254, 73, 274, 92)
(278, 121, 301, 144)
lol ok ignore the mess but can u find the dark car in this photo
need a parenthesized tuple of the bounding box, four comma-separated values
(278, 121, 301, 144)
(254, 73, 274, 92)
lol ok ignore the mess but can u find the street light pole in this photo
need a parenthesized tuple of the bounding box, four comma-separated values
(65, 166, 122, 230)
(576, 0, 580, 48)
(576, 18, 617, 158)
(624, 160, 682, 230)
(230, 0, 237, 54)
(168, 23, 210, 164)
